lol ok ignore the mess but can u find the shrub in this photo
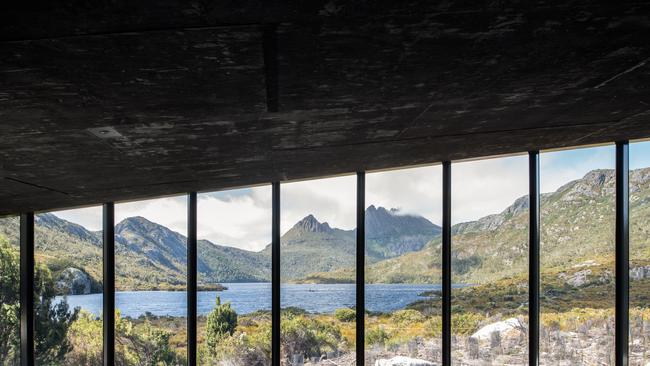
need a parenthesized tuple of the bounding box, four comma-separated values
(334, 308, 356, 323)
(281, 315, 343, 359)
(206, 296, 238, 348)
(365, 326, 389, 346)
(451, 312, 485, 336)
(391, 309, 424, 325)
(64, 311, 102, 365)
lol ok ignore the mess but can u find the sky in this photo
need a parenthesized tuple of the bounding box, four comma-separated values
(53, 141, 650, 251)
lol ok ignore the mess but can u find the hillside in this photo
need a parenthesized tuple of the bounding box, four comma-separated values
(310, 167, 650, 284)
(0, 205, 440, 293)
(365, 205, 441, 259)
(3, 167, 645, 292)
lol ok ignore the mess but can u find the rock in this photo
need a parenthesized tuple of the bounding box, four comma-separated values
(630, 266, 650, 281)
(572, 259, 598, 268)
(56, 267, 92, 295)
(470, 318, 523, 342)
(374, 356, 436, 366)
(558, 269, 591, 287)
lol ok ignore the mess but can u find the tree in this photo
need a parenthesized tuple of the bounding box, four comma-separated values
(0, 233, 79, 365)
(0, 236, 20, 365)
(34, 260, 79, 364)
(205, 296, 238, 348)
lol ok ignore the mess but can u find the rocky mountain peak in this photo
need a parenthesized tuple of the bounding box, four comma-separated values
(116, 216, 158, 235)
(557, 169, 615, 201)
(291, 214, 332, 233)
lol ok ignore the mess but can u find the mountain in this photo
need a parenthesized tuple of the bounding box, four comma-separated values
(0, 205, 441, 291)
(262, 209, 441, 280)
(310, 167, 650, 285)
(365, 205, 441, 258)
(262, 215, 356, 280)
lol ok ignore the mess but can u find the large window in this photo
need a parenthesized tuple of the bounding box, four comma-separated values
(197, 186, 272, 365)
(7, 139, 650, 365)
(540, 146, 616, 365)
(281, 175, 357, 365)
(0, 215, 20, 366)
(451, 156, 529, 364)
(630, 140, 650, 366)
(34, 207, 103, 365)
(364, 166, 443, 365)
(115, 196, 188, 365)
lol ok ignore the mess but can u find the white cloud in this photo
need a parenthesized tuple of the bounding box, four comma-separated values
(115, 195, 189, 236)
(540, 145, 615, 194)
(51, 206, 103, 231)
(451, 155, 529, 225)
(52, 145, 622, 252)
(281, 175, 357, 233)
(197, 186, 271, 251)
(366, 165, 443, 225)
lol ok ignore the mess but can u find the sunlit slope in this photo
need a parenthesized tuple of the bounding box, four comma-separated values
(306, 168, 650, 284)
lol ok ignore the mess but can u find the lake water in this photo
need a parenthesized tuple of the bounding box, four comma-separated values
(56, 283, 448, 318)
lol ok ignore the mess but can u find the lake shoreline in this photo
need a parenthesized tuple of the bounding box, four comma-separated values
(55, 283, 443, 318)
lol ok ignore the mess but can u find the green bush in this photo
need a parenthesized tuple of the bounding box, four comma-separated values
(206, 296, 238, 348)
(334, 308, 356, 323)
(281, 315, 343, 359)
(365, 326, 389, 346)
(391, 309, 424, 325)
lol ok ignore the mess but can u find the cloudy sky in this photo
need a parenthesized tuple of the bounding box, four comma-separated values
(54, 142, 650, 251)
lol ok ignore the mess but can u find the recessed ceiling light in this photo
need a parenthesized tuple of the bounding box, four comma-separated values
(87, 126, 123, 139)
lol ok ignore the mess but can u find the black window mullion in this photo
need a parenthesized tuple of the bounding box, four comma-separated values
(442, 162, 452, 366)
(529, 151, 540, 366)
(103, 203, 115, 366)
(187, 193, 198, 366)
(20, 212, 35, 366)
(272, 182, 281, 366)
(616, 141, 630, 366)
(356, 172, 365, 365)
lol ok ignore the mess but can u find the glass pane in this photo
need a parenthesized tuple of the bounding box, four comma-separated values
(0, 216, 20, 365)
(630, 140, 650, 366)
(115, 196, 188, 365)
(364, 166, 443, 365)
(34, 207, 103, 365)
(281, 175, 356, 365)
(540, 146, 615, 365)
(451, 156, 529, 365)
(197, 186, 272, 365)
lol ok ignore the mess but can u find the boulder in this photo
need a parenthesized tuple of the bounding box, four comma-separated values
(631, 266, 650, 281)
(56, 267, 92, 295)
(374, 356, 436, 366)
(470, 318, 523, 342)
(558, 269, 591, 287)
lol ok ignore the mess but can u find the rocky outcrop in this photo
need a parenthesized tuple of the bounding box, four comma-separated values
(470, 318, 524, 342)
(375, 356, 436, 366)
(56, 267, 93, 295)
(290, 214, 333, 234)
(630, 266, 650, 281)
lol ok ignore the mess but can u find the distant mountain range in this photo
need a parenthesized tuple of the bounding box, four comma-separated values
(2, 167, 649, 294)
(299, 168, 650, 285)
(0, 203, 440, 293)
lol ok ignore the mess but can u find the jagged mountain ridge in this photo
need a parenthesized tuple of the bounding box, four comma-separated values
(4, 166, 641, 290)
(304, 168, 650, 284)
(0, 205, 441, 290)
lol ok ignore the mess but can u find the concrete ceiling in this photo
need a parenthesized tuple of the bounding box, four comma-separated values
(1, 0, 650, 215)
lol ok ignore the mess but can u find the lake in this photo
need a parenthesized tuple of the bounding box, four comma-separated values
(56, 283, 449, 318)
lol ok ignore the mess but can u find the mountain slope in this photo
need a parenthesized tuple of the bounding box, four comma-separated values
(261, 215, 356, 280)
(311, 168, 650, 284)
(365, 205, 441, 259)
(0, 204, 441, 291)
